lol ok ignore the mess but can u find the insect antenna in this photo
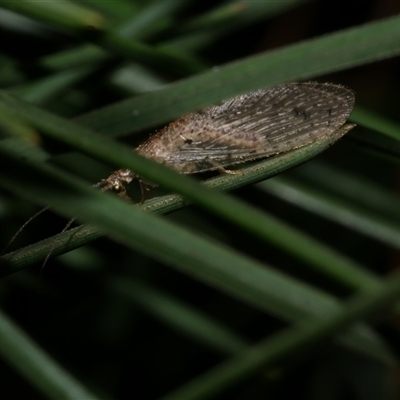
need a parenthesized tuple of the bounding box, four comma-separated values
(39, 176, 133, 272)
(2, 206, 50, 255)
(38, 177, 109, 272)
(3, 172, 135, 273)
(39, 216, 76, 275)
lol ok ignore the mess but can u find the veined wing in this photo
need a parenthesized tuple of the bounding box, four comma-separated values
(138, 83, 355, 173)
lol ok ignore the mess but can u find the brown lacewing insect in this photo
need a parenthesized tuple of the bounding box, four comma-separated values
(95, 82, 355, 200)
(3, 82, 355, 262)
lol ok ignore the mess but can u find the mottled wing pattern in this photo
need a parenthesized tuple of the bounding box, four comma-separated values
(137, 83, 355, 173)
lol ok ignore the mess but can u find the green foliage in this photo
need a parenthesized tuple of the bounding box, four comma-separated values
(1, 1, 400, 399)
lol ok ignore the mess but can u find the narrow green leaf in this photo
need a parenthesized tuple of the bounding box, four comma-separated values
(0, 143, 394, 365)
(0, 135, 353, 274)
(0, 309, 102, 400)
(75, 15, 400, 137)
(259, 176, 400, 250)
(160, 266, 400, 400)
(0, 93, 391, 305)
(0, 0, 106, 31)
(113, 278, 249, 355)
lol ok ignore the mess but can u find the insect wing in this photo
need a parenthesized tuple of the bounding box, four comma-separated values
(160, 83, 355, 172)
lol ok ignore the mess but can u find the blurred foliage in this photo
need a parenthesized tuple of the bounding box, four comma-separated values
(1, 1, 400, 399)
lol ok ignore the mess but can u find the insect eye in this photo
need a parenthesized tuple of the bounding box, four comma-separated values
(113, 184, 122, 193)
